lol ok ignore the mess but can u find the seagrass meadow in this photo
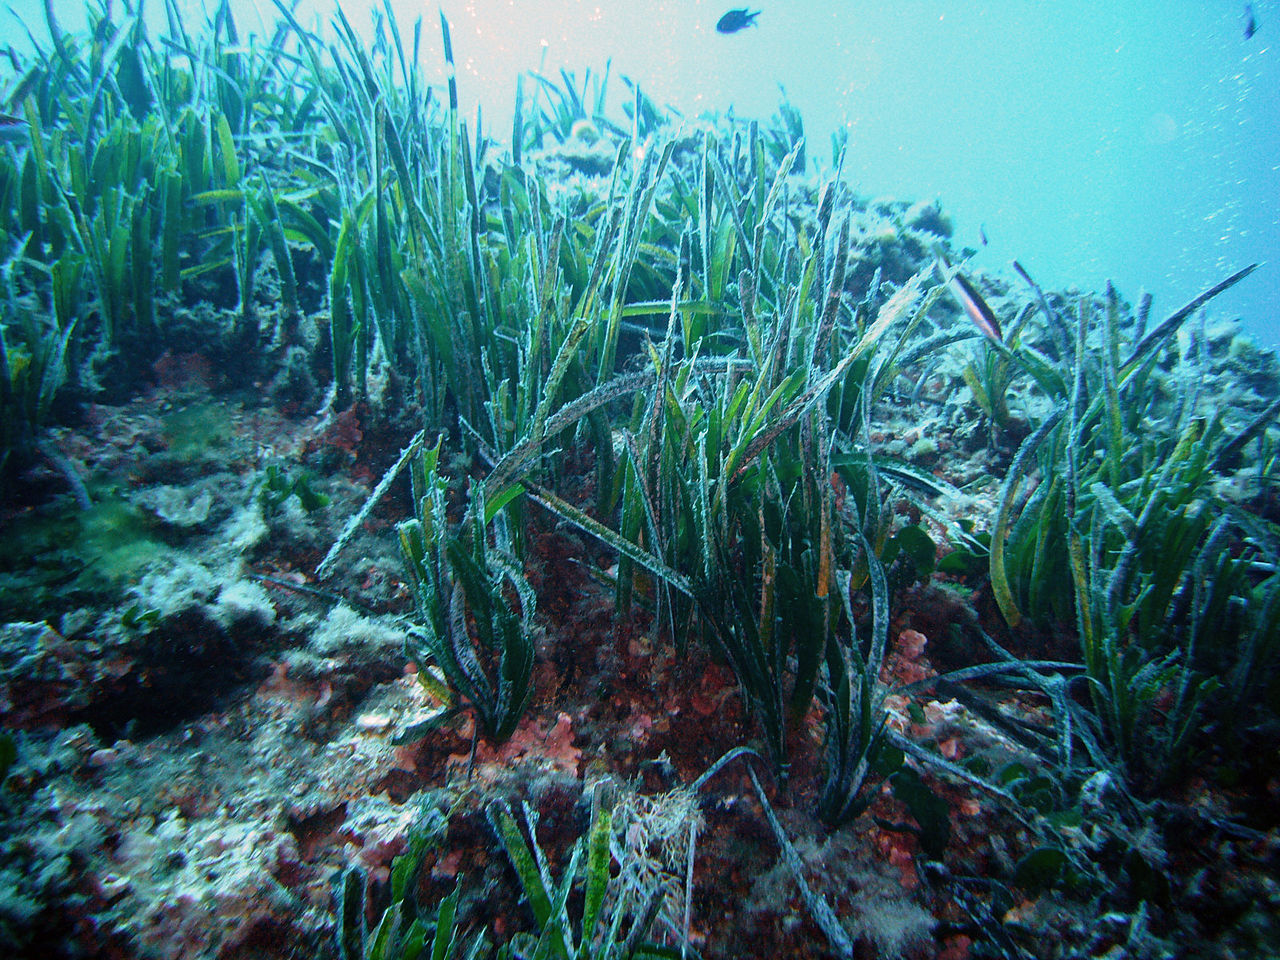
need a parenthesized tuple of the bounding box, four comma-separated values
(2, 2, 1280, 959)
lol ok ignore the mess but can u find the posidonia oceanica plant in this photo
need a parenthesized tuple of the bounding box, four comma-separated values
(986, 264, 1280, 791)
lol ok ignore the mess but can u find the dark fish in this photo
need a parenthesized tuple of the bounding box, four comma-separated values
(979, 224, 989, 247)
(1244, 4, 1259, 40)
(938, 260, 1003, 343)
(716, 8, 760, 34)
(0, 112, 28, 145)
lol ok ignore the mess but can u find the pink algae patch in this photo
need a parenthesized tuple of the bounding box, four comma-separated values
(898, 628, 928, 659)
(881, 628, 933, 686)
(448, 711, 582, 780)
(874, 830, 920, 890)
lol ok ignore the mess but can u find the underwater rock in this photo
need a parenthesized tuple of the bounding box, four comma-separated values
(1206, 318, 1244, 350)
(159, 400, 237, 468)
(1227, 336, 1280, 397)
(0, 622, 93, 727)
(269, 345, 320, 407)
(0, 659, 464, 958)
(208, 579, 277, 630)
(260, 493, 326, 560)
(152, 351, 215, 393)
(904, 198, 954, 237)
(0, 760, 114, 949)
(533, 137, 618, 178)
(111, 809, 328, 958)
(339, 795, 423, 879)
(846, 210, 936, 290)
(0, 561, 283, 739)
(306, 604, 402, 660)
(136, 484, 216, 529)
(569, 117, 601, 145)
(906, 433, 941, 466)
(129, 558, 225, 619)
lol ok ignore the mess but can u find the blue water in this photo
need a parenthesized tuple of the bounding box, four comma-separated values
(12, 0, 1279, 344)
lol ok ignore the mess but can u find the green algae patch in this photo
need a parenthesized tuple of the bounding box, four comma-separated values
(73, 499, 171, 587)
(0, 497, 173, 620)
(161, 401, 236, 463)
